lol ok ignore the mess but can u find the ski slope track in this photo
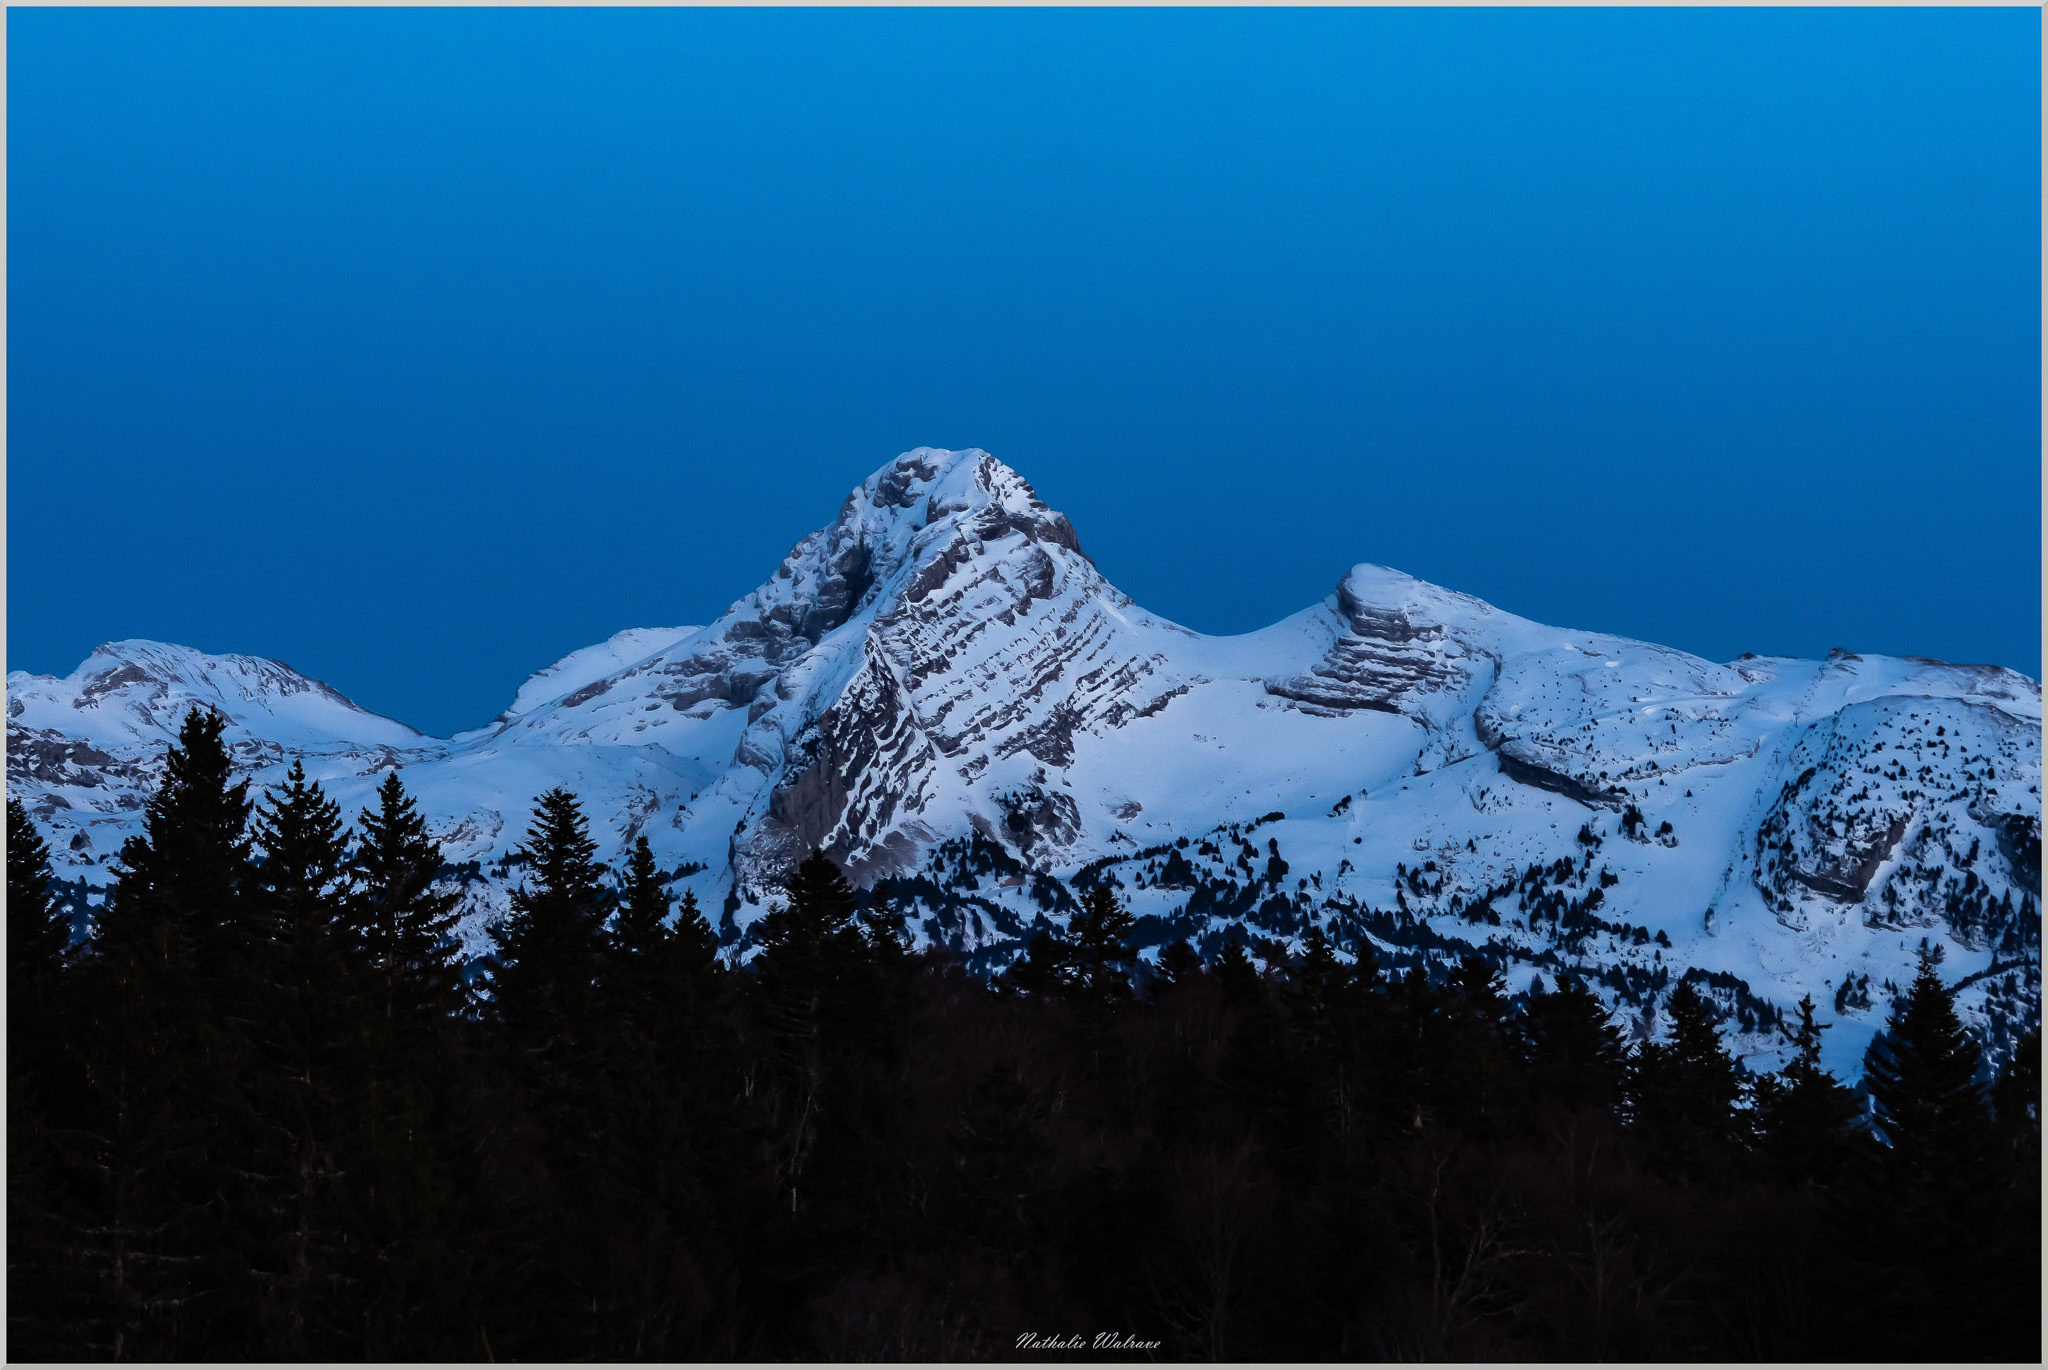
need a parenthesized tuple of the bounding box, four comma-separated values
(9, 448, 2040, 1078)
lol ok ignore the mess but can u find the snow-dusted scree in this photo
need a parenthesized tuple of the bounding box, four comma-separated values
(9, 448, 2039, 1077)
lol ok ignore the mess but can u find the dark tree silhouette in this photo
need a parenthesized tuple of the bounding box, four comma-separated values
(1752, 994, 1864, 1190)
(7, 795, 78, 1359)
(1624, 981, 1749, 1186)
(15, 751, 2036, 1362)
(66, 708, 259, 1358)
(1523, 974, 1629, 1115)
(1824, 946, 2004, 1359)
(348, 771, 464, 1025)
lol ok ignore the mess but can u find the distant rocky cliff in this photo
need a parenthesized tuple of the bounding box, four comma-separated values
(9, 447, 2039, 1077)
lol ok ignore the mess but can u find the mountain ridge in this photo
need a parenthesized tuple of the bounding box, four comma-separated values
(8, 447, 2039, 1079)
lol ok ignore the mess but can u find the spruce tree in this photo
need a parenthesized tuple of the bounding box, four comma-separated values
(1439, 954, 1526, 1141)
(856, 876, 916, 968)
(1523, 976, 1628, 1115)
(349, 771, 464, 1025)
(1232, 925, 1358, 1180)
(1288, 926, 1348, 1045)
(1152, 938, 1204, 994)
(251, 761, 350, 948)
(1861, 948, 1992, 1179)
(604, 841, 723, 1074)
(1003, 928, 1067, 997)
(1623, 981, 1748, 1185)
(7, 796, 78, 1359)
(604, 836, 725, 1081)
(8, 795, 75, 1130)
(1214, 938, 1265, 1008)
(1384, 966, 1442, 1136)
(344, 773, 478, 1359)
(670, 887, 722, 1006)
(752, 847, 867, 1051)
(1751, 994, 1864, 1189)
(1991, 1026, 2040, 1143)
(1989, 1029, 2041, 1362)
(1824, 946, 2002, 1359)
(484, 787, 610, 1111)
(242, 760, 362, 1356)
(1063, 882, 1137, 1015)
(580, 835, 734, 1357)
(478, 788, 614, 1358)
(67, 706, 260, 1357)
(749, 847, 868, 1212)
(8, 796, 72, 1043)
(949, 1057, 1051, 1263)
(609, 836, 673, 975)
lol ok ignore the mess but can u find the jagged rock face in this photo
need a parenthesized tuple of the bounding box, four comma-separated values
(1751, 697, 2041, 950)
(726, 449, 1183, 885)
(7, 446, 2041, 1081)
(1265, 570, 1475, 715)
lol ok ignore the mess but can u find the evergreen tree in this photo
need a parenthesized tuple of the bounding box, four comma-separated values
(752, 847, 868, 1058)
(1063, 882, 1137, 1015)
(478, 789, 615, 1357)
(1991, 1026, 2040, 1143)
(1003, 928, 1066, 997)
(604, 842, 724, 1075)
(349, 771, 464, 1025)
(1151, 938, 1204, 995)
(66, 707, 260, 1357)
(856, 876, 916, 967)
(484, 788, 609, 1124)
(1384, 966, 1442, 1136)
(671, 886, 723, 992)
(1214, 938, 1265, 1008)
(1623, 981, 1748, 1185)
(948, 1057, 1051, 1263)
(251, 761, 350, 948)
(609, 837, 673, 974)
(1752, 994, 1864, 1189)
(8, 793, 75, 1132)
(1860, 947, 1992, 1176)
(580, 836, 735, 1357)
(748, 848, 878, 1214)
(1288, 925, 1349, 1051)
(1989, 1029, 2041, 1362)
(241, 761, 362, 1356)
(7, 796, 79, 1359)
(344, 774, 479, 1359)
(1824, 946, 2003, 1359)
(1523, 975, 1628, 1115)
(8, 796, 72, 1045)
(604, 836, 727, 1072)
(1438, 954, 1526, 1141)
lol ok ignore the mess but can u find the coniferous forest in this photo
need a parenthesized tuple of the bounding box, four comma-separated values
(7, 708, 2040, 1361)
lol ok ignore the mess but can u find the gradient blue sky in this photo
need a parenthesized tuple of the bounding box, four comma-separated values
(10, 7, 2040, 738)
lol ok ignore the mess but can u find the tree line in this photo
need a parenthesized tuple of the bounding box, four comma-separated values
(7, 707, 2040, 1360)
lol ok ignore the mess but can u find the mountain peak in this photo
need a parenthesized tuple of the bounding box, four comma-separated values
(8, 639, 422, 747)
(8, 447, 2038, 1083)
(758, 448, 1086, 640)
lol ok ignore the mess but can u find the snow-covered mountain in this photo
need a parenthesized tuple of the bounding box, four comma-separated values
(9, 447, 2039, 1079)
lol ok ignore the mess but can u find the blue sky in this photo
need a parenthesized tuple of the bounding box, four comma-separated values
(9, 7, 2039, 738)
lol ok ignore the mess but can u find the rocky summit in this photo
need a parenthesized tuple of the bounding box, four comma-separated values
(9, 447, 2040, 1077)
